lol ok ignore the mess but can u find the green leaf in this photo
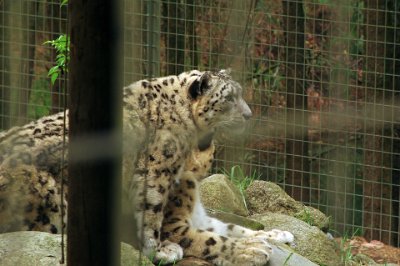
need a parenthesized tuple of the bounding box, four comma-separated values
(50, 72, 59, 85)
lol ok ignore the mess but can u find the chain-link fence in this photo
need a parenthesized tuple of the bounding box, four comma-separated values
(1, 0, 399, 247)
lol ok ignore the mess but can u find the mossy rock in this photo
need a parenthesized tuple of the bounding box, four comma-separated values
(246, 181, 331, 230)
(200, 174, 248, 216)
(252, 213, 341, 266)
(0, 231, 153, 266)
(294, 206, 330, 231)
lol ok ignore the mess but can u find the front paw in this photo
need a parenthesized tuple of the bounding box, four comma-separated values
(230, 238, 273, 266)
(153, 240, 183, 264)
(252, 229, 294, 244)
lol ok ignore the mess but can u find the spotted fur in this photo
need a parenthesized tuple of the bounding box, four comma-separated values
(0, 70, 293, 265)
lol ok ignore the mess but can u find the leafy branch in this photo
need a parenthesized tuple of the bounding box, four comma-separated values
(44, 0, 69, 84)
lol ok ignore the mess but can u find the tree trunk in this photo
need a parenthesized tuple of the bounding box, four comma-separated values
(145, 0, 161, 77)
(362, 0, 394, 245)
(124, 0, 145, 82)
(162, 0, 185, 75)
(67, 0, 122, 265)
(282, 0, 309, 202)
(19, 0, 36, 121)
(186, 0, 198, 68)
(0, 1, 11, 130)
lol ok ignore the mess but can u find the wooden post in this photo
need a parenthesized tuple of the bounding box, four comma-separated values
(67, 0, 122, 265)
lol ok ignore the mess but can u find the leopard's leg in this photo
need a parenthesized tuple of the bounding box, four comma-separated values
(127, 133, 187, 263)
(162, 175, 294, 264)
(161, 176, 272, 265)
(163, 219, 273, 266)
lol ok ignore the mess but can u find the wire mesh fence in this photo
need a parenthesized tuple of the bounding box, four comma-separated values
(0, 0, 399, 247)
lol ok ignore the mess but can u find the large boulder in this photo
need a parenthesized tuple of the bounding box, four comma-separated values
(245, 181, 330, 230)
(252, 212, 341, 266)
(200, 174, 248, 216)
(0, 231, 153, 266)
(0, 230, 317, 266)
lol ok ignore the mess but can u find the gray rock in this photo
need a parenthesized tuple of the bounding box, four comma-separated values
(245, 181, 330, 230)
(269, 244, 318, 266)
(174, 245, 318, 266)
(206, 208, 265, 230)
(252, 213, 341, 266)
(0, 231, 153, 266)
(200, 174, 248, 216)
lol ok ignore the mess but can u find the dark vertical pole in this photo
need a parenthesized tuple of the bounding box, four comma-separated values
(67, 0, 122, 265)
(282, 0, 309, 202)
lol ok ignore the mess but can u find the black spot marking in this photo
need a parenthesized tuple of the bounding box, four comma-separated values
(221, 245, 227, 252)
(202, 248, 210, 256)
(165, 217, 180, 224)
(164, 210, 173, 219)
(161, 231, 170, 241)
(173, 197, 182, 207)
(149, 155, 155, 161)
(186, 180, 196, 189)
(158, 185, 166, 194)
(206, 227, 214, 232)
(205, 255, 219, 261)
(36, 214, 50, 225)
(154, 230, 159, 239)
(50, 205, 59, 213)
(143, 203, 152, 210)
(33, 128, 42, 135)
(205, 237, 216, 246)
(227, 224, 235, 230)
(50, 224, 58, 234)
(153, 203, 163, 213)
(142, 81, 149, 88)
(162, 140, 177, 159)
(27, 222, 36, 230)
(181, 226, 189, 236)
(170, 78, 175, 84)
(162, 79, 168, 86)
(220, 236, 228, 242)
(178, 237, 192, 248)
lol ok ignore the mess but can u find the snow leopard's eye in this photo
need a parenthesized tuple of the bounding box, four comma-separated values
(225, 94, 234, 102)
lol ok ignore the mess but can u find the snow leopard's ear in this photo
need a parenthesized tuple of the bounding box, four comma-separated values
(188, 72, 211, 100)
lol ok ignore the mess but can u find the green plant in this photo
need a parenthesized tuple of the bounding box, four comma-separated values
(222, 165, 260, 193)
(222, 165, 261, 209)
(43, 0, 69, 86)
(283, 252, 294, 265)
(44, 34, 70, 84)
(301, 207, 313, 226)
(333, 228, 362, 265)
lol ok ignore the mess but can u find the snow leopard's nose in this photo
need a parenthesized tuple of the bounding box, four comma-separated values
(243, 110, 252, 120)
(240, 99, 252, 120)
